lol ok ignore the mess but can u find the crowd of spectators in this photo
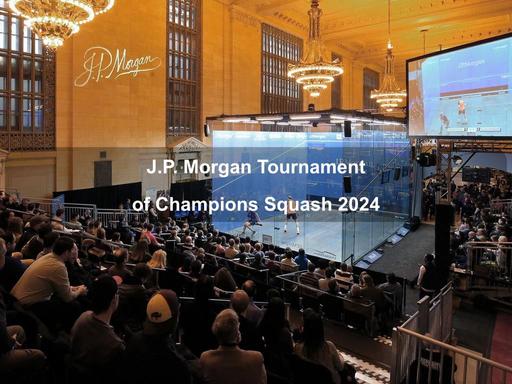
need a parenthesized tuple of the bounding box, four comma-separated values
(0, 193, 380, 383)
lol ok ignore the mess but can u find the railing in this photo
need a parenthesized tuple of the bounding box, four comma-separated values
(96, 209, 146, 228)
(389, 282, 512, 384)
(490, 199, 512, 217)
(391, 282, 454, 383)
(393, 327, 512, 384)
(464, 241, 512, 282)
(22, 196, 97, 221)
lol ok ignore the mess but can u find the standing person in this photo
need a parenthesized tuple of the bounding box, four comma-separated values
(417, 254, 440, 299)
(284, 195, 300, 235)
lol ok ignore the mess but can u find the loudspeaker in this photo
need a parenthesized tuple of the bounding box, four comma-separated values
(344, 120, 352, 138)
(343, 176, 352, 193)
(394, 167, 401, 181)
(204, 123, 210, 137)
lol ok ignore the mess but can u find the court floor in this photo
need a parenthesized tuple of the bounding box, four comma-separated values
(221, 210, 406, 263)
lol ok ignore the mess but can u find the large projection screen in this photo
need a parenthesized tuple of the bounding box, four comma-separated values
(407, 33, 512, 138)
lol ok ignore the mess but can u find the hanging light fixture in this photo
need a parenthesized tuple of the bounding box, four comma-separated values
(9, 0, 116, 49)
(370, 0, 406, 112)
(287, 0, 343, 98)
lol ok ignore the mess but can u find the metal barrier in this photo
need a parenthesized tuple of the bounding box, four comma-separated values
(465, 241, 512, 282)
(96, 208, 147, 227)
(22, 196, 97, 221)
(392, 327, 512, 384)
(490, 199, 512, 217)
(390, 282, 487, 384)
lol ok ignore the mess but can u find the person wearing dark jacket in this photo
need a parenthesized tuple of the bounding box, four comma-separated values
(70, 276, 124, 384)
(0, 234, 26, 292)
(230, 290, 264, 352)
(113, 263, 153, 333)
(0, 244, 45, 379)
(125, 290, 192, 384)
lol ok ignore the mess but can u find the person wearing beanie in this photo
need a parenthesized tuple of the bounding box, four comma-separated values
(124, 290, 192, 384)
(200, 308, 266, 384)
(70, 275, 124, 383)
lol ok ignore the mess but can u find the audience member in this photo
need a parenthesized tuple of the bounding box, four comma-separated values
(242, 280, 263, 326)
(124, 290, 192, 384)
(294, 308, 345, 384)
(230, 290, 264, 352)
(11, 237, 87, 331)
(70, 276, 124, 382)
(200, 309, 266, 384)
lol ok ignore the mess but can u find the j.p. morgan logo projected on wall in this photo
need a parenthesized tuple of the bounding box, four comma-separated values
(74, 46, 162, 87)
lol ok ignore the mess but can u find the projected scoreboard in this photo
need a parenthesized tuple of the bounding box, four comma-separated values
(407, 33, 512, 138)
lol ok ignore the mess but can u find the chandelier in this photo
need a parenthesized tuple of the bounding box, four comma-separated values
(287, 0, 343, 98)
(370, 0, 406, 112)
(9, 0, 116, 49)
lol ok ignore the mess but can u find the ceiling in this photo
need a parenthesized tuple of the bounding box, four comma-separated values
(231, 0, 512, 84)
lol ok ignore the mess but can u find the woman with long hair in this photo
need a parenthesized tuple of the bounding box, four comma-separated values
(129, 239, 151, 264)
(258, 297, 293, 378)
(147, 249, 167, 269)
(294, 308, 344, 384)
(213, 267, 237, 292)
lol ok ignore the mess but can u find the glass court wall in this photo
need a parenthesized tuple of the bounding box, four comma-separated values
(207, 112, 411, 264)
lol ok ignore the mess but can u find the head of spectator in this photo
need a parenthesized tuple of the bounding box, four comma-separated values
(350, 284, 362, 298)
(43, 231, 59, 251)
(113, 248, 128, 266)
(424, 253, 435, 265)
(211, 309, 241, 347)
(144, 290, 180, 336)
(228, 238, 235, 248)
(196, 247, 205, 261)
(231, 290, 250, 317)
(254, 243, 262, 252)
(53, 236, 78, 263)
(8, 216, 24, 238)
(133, 262, 152, 284)
(97, 227, 106, 240)
(362, 273, 375, 288)
(214, 267, 237, 292)
(284, 249, 294, 261)
(340, 263, 348, 272)
(184, 236, 193, 247)
(111, 232, 121, 242)
(307, 262, 316, 273)
(180, 257, 192, 273)
(325, 268, 334, 279)
(242, 280, 257, 300)
(259, 297, 287, 336)
(70, 213, 80, 223)
(89, 275, 119, 319)
(387, 273, 397, 285)
(147, 249, 167, 269)
(297, 248, 306, 258)
(190, 259, 202, 279)
(238, 252, 247, 264)
(130, 239, 150, 263)
(55, 208, 65, 219)
(301, 308, 326, 357)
